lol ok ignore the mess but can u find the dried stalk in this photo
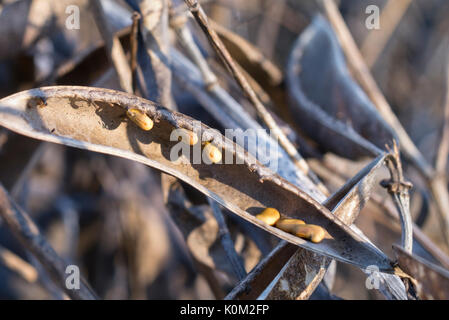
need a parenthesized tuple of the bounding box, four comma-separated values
(130, 11, 141, 93)
(320, 0, 449, 247)
(0, 245, 38, 283)
(129, 0, 173, 107)
(225, 241, 296, 299)
(0, 184, 97, 300)
(207, 199, 247, 280)
(381, 142, 413, 253)
(310, 158, 449, 269)
(435, 49, 449, 175)
(90, 0, 133, 93)
(256, 0, 286, 60)
(11, 142, 47, 201)
(182, 0, 324, 189)
(360, 0, 412, 68)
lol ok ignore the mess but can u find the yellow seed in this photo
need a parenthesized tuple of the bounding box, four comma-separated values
(177, 128, 198, 145)
(127, 108, 153, 131)
(203, 142, 222, 164)
(275, 218, 305, 233)
(256, 208, 281, 226)
(292, 224, 326, 243)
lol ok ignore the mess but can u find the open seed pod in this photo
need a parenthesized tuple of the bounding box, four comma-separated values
(0, 86, 394, 271)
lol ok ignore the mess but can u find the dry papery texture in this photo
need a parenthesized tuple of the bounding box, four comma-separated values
(0, 0, 449, 300)
(0, 86, 393, 271)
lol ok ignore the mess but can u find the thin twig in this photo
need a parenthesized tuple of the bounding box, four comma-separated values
(360, 0, 412, 68)
(183, 0, 325, 190)
(0, 183, 97, 300)
(207, 198, 247, 280)
(11, 142, 47, 200)
(435, 49, 449, 174)
(321, 0, 449, 248)
(128, 0, 173, 108)
(310, 158, 449, 269)
(0, 245, 38, 283)
(381, 141, 413, 253)
(130, 11, 141, 94)
(256, 0, 285, 60)
(320, 0, 432, 176)
(0, 128, 7, 152)
(91, 0, 133, 93)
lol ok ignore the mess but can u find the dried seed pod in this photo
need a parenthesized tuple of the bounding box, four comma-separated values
(275, 218, 305, 233)
(256, 207, 281, 226)
(177, 128, 198, 145)
(292, 224, 326, 243)
(126, 108, 153, 131)
(203, 142, 222, 164)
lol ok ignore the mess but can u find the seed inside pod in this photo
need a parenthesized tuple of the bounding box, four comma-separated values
(126, 108, 153, 131)
(256, 207, 281, 226)
(275, 218, 305, 233)
(177, 128, 198, 145)
(292, 224, 326, 243)
(203, 142, 222, 164)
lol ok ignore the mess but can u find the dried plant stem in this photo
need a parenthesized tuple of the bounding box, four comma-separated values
(207, 199, 247, 280)
(435, 50, 449, 174)
(310, 159, 449, 269)
(321, 0, 449, 247)
(0, 129, 7, 152)
(91, 0, 133, 93)
(171, 52, 239, 130)
(183, 0, 323, 188)
(0, 184, 97, 300)
(256, 0, 285, 60)
(130, 12, 141, 93)
(11, 142, 47, 200)
(225, 241, 296, 300)
(360, 0, 412, 68)
(382, 142, 413, 253)
(133, 0, 173, 107)
(320, 0, 430, 176)
(0, 245, 38, 283)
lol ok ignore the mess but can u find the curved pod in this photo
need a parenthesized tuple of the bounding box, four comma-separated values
(0, 86, 392, 271)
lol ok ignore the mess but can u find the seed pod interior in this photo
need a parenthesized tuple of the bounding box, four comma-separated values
(0, 86, 394, 271)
